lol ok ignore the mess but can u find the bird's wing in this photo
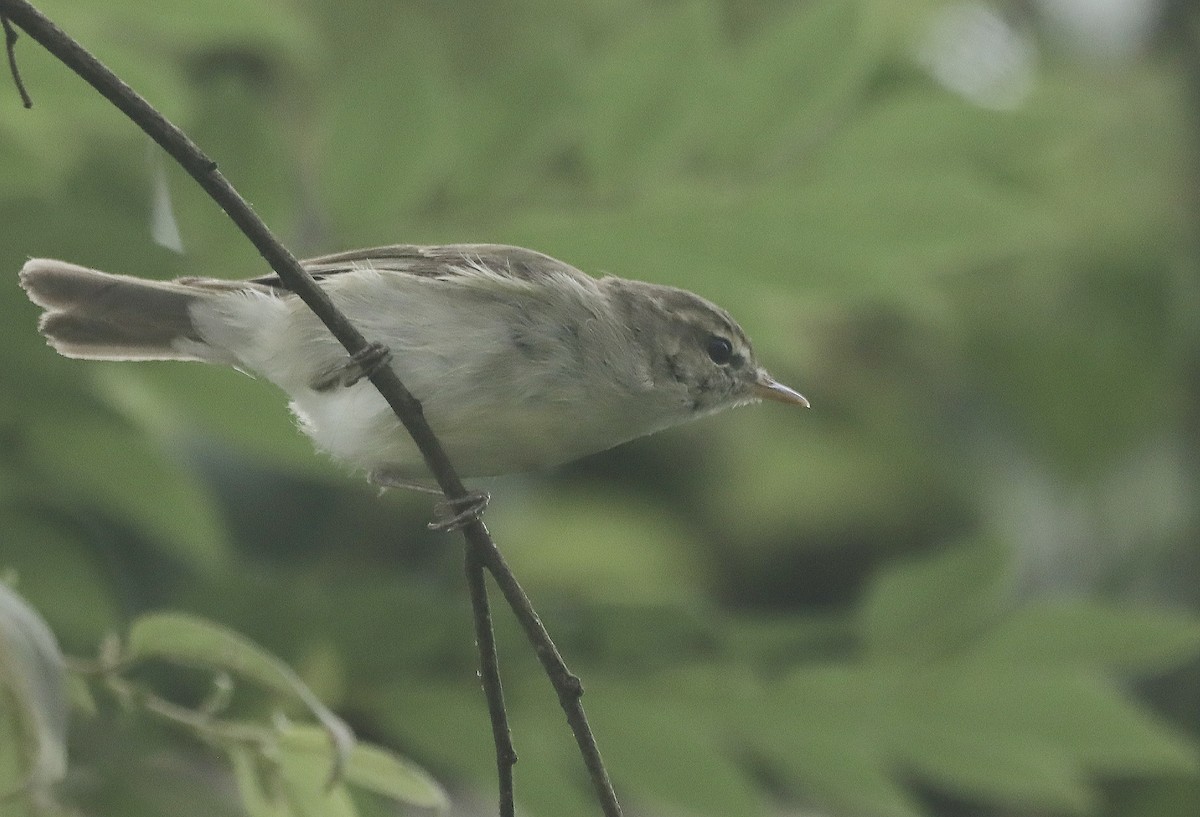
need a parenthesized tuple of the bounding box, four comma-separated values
(248, 244, 593, 291)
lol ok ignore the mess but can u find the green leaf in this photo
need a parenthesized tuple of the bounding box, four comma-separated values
(229, 745, 293, 817)
(274, 726, 357, 817)
(859, 541, 1012, 660)
(748, 717, 925, 817)
(969, 601, 1200, 673)
(280, 724, 448, 811)
(1110, 776, 1200, 817)
(746, 662, 1200, 816)
(0, 582, 68, 800)
(126, 613, 355, 783)
(895, 710, 1094, 814)
(737, 666, 923, 817)
(916, 670, 1200, 777)
(587, 680, 768, 817)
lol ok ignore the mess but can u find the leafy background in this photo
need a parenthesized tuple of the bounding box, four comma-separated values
(2, 0, 1200, 815)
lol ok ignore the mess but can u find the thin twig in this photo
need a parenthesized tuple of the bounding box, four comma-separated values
(468, 530, 622, 816)
(465, 551, 517, 817)
(0, 2, 622, 815)
(2, 14, 32, 107)
(101, 673, 271, 749)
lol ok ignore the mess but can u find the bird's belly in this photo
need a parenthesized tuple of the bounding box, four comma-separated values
(288, 383, 632, 478)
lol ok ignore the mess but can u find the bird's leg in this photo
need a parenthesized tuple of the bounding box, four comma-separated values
(429, 492, 491, 532)
(310, 342, 393, 391)
(368, 469, 490, 532)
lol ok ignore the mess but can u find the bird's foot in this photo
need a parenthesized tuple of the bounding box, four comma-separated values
(368, 469, 489, 532)
(311, 342, 393, 391)
(429, 491, 491, 532)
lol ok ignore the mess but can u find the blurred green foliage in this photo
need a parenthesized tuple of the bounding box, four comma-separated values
(2, 0, 1200, 815)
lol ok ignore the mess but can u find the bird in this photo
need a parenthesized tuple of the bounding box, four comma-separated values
(19, 244, 807, 487)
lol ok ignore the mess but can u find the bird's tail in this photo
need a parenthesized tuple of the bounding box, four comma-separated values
(19, 259, 219, 362)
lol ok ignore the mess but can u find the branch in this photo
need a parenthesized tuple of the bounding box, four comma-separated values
(0, 2, 622, 816)
(2, 13, 31, 107)
(465, 552, 516, 817)
(470, 534, 622, 814)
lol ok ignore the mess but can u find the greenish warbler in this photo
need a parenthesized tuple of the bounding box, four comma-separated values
(19, 244, 807, 482)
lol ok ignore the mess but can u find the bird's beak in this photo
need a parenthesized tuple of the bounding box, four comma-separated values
(753, 371, 810, 408)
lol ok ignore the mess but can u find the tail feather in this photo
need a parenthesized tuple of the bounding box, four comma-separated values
(19, 259, 211, 361)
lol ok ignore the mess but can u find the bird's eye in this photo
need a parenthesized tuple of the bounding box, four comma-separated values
(706, 335, 734, 365)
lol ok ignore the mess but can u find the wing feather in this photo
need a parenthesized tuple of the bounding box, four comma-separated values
(249, 244, 593, 291)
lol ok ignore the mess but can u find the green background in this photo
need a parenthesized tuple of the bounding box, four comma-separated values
(2, 1, 1200, 815)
